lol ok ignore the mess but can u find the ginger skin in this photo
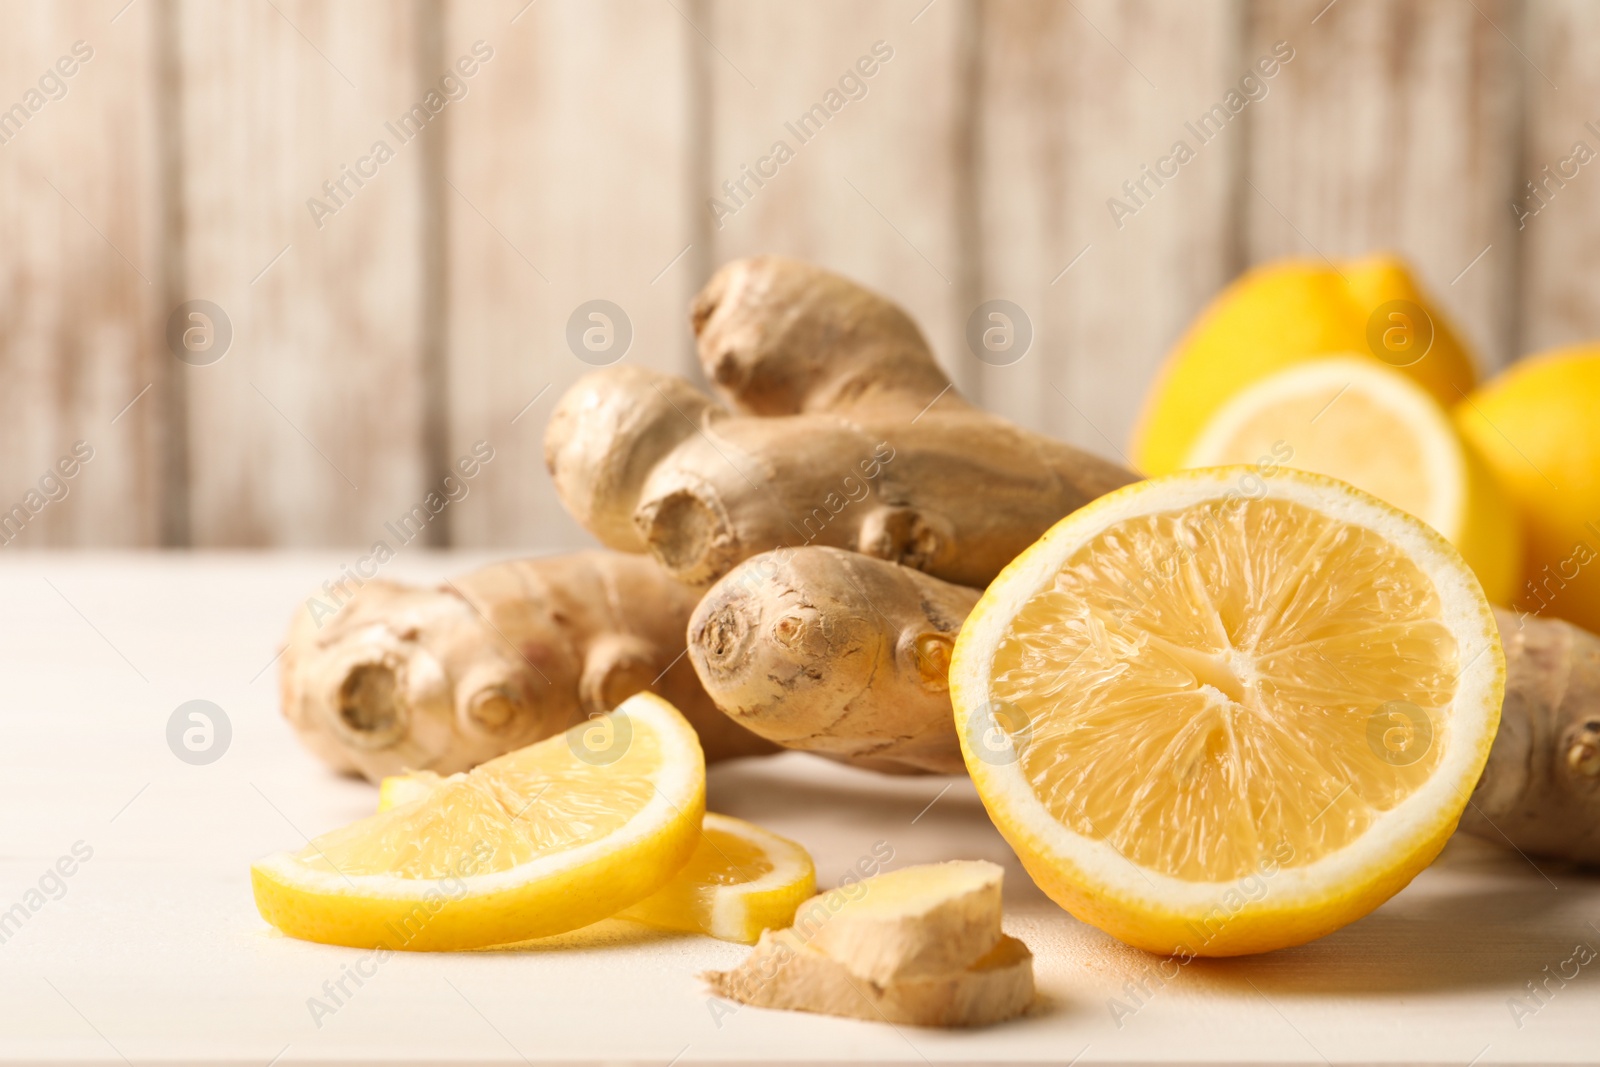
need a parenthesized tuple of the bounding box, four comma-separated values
(280, 551, 775, 783)
(688, 546, 1600, 865)
(543, 256, 1135, 588)
(1458, 609, 1600, 860)
(689, 546, 975, 774)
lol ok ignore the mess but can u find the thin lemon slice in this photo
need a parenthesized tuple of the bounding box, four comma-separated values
(375, 779, 815, 946)
(950, 468, 1504, 956)
(252, 692, 705, 951)
(1182, 356, 1520, 604)
(617, 813, 816, 944)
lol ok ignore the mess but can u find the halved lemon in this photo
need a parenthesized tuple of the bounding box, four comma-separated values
(950, 468, 1504, 956)
(252, 692, 705, 951)
(375, 779, 815, 946)
(1182, 356, 1521, 604)
(617, 813, 816, 944)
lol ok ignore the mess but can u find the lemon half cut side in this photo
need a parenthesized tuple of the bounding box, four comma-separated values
(950, 467, 1504, 956)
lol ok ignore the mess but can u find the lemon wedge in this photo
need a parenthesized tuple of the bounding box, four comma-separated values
(252, 692, 705, 951)
(950, 468, 1504, 956)
(1183, 356, 1520, 604)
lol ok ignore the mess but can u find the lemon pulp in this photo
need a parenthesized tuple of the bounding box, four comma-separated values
(989, 496, 1458, 882)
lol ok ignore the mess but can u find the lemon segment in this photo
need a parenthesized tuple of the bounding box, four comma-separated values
(951, 468, 1504, 956)
(1132, 256, 1477, 475)
(252, 692, 705, 951)
(1182, 356, 1521, 603)
(618, 813, 816, 944)
(1456, 346, 1600, 632)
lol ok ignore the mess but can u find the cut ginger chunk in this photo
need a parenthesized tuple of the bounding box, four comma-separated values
(705, 860, 1034, 1028)
(792, 859, 1004, 984)
(708, 930, 1034, 1028)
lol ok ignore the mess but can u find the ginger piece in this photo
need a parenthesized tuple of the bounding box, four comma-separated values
(706, 930, 1034, 1029)
(1458, 608, 1600, 861)
(706, 860, 1031, 1028)
(791, 860, 1004, 984)
(690, 545, 1600, 866)
(279, 551, 775, 783)
(544, 256, 1135, 588)
(689, 546, 977, 774)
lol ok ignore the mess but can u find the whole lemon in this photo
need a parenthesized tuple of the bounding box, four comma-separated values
(1132, 255, 1479, 475)
(1456, 347, 1600, 632)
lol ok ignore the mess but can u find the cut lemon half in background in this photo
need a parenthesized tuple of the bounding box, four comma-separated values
(376, 778, 817, 946)
(1182, 356, 1521, 604)
(950, 468, 1504, 956)
(618, 813, 816, 944)
(253, 692, 705, 951)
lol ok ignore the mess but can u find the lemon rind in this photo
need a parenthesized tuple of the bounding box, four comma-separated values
(702, 813, 818, 942)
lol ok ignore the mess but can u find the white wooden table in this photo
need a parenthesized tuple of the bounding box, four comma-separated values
(0, 553, 1595, 1065)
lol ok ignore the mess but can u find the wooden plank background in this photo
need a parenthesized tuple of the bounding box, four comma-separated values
(0, 0, 1588, 548)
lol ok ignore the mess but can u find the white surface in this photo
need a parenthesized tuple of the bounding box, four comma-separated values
(0, 552, 1594, 1066)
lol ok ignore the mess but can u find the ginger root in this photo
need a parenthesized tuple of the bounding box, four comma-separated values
(543, 256, 1135, 588)
(1458, 609, 1600, 860)
(279, 551, 775, 782)
(689, 546, 1600, 865)
(690, 546, 975, 774)
(706, 860, 1033, 1028)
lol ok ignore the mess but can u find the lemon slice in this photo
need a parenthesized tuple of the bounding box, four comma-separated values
(374, 778, 815, 946)
(617, 813, 816, 943)
(252, 692, 705, 951)
(950, 468, 1504, 956)
(1183, 356, 1520, 604)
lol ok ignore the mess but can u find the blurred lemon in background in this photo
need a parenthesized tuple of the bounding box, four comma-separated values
(1183, 356, 1521, 604)
(1456, 347, 1600, 631)
(1132, 255, 1478, 475)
